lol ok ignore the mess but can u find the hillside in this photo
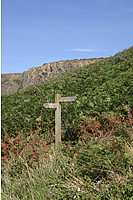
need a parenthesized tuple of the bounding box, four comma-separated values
(1, 46, 133, 199)
(1, 46, 133, 138)
(1, 58, 102, 95)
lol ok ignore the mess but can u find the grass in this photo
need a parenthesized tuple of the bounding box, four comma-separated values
(1, 46, 133, 199)
(1, 129, 133, 199)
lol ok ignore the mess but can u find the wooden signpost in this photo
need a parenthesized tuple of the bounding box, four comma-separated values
(43, 93, 77, 148)
(43, 103, 57, 109)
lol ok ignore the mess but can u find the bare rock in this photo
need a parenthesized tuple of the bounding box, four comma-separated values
(1, 58, 103, 95)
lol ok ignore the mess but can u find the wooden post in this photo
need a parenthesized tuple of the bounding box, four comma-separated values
(43, 94, 77, 148)
(55, 93, 61, 148)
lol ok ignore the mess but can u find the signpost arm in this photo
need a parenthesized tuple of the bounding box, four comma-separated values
(55, 93, 61, 148)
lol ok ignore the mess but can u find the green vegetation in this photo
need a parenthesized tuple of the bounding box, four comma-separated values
(2, 47, 133, 138)
(1, 46, 133, 199)
(1, 132, 133, 199)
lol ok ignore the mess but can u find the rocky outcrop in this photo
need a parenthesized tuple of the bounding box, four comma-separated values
(1, 58, 103, 95)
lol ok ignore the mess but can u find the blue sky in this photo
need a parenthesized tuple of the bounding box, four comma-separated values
(1, 0, 133, 74)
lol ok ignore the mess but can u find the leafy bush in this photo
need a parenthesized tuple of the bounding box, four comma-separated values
(76, 136, 132, 180)
(1, 47, 133, 140)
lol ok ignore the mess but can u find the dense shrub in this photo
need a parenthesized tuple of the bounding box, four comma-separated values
(2, 47, 133, 140)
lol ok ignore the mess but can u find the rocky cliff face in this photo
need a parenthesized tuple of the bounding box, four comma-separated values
(1, 58, 102, 95)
